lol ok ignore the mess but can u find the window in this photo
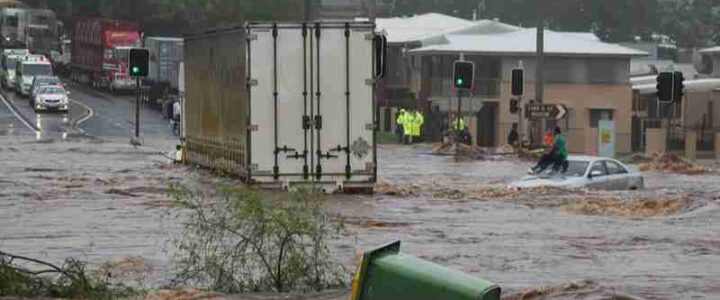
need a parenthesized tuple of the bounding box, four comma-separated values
(6, 15, 18, 27)
(589, 162, 608, 177)
(605, 161, 628, 174)
(590, 109, 613, 128)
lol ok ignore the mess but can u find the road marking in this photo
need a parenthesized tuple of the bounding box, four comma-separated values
(0, 91, 39, 133)
(70, 99, 94, 127)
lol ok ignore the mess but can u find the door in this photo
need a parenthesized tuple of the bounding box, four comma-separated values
(603, 160, 629, 190)
(314, 23, 375, 181)
(586, 161, 610, 189)
(248, 23, 376, 182)
(477, 102, 497, 147)
(248, 24, 309, 179)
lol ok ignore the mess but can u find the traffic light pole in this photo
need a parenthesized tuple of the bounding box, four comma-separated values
(456, 90, 462, 144)
(134, 77, 141, 144)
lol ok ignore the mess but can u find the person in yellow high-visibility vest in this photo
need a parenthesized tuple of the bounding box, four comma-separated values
(402, 109, 415, 144)
(411, 109, 424, 143)
(450, 114, 471, 145)
(395, 109, 406, 143)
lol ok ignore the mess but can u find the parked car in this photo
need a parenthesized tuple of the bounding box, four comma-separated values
(509, 156, 645, 191)
(33, 85, 69, 113)
(30, 76, 63, 104)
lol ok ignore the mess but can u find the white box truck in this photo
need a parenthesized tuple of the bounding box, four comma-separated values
(184, 21, 386, 193)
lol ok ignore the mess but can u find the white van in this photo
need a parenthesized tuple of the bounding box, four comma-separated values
(15, 55, 53, 97)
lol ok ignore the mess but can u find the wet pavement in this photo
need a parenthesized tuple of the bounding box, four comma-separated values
(0, 88, 719, 299)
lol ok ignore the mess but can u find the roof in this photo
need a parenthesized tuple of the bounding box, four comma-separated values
(410, 28, 647, 57)
(633, 78, 720, 95)
(699, 46, 720, 54)
(145, 37, 184, 42)
(376, 13, 473, 44)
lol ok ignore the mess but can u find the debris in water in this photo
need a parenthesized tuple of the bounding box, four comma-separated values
(432, 142, 486, 159)
(345, 218, 411, 228)
(374, 180, 416, 196)
(102, 256, 150, 282)
(637, 152, 707, 174)
(105, 188, 139, 197)
(136, 288, 215, 300)
(501, 280, 595, 300)
(564, 196, 688, 217)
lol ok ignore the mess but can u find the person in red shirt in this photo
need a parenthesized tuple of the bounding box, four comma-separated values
(529, 129, 558, 174)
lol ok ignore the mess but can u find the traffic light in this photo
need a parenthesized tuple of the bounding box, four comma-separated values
(673, 71, 685, 103)
(510, 97, 519, 114)
(656, 72, 673, 102)
(129, 48, 149, 77)
(511, 68, 523, 96)
(453, 60, 474, 90)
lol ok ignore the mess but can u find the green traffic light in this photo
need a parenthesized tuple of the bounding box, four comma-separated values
(456, 78, 463, 85)
(132, 66, 140, 74)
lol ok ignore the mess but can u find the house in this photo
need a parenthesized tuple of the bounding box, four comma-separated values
(376, 13, 474, 108)
(376, 13, 647, 154)
(628, 44, 720, 154)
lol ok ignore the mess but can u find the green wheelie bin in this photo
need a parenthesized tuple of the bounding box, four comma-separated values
(351, 241, 501, 300)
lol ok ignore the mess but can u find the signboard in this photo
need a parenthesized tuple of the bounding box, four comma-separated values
(598, 120, 615, 158)
(525, 103, 568, 120)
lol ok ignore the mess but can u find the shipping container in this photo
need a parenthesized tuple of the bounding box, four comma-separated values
(69, 18, 141, 92)
(144, 37, 183, 90)
(184, 21, 386, 192)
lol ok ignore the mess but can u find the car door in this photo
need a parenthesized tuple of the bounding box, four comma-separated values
(586, 161, 610, 189)
(604, 160, 630, 190)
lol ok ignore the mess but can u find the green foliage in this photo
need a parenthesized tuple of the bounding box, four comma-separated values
(0, 254, 135, 299)
(171, 185, 347, 293)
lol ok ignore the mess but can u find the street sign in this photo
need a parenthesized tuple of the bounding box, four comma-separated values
(525, 103, 568, 120)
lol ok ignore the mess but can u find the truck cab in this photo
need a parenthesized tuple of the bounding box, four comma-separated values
(101, 46, 135, 92)
(1, 49, 29, 89)
(15, 55, 53, 97)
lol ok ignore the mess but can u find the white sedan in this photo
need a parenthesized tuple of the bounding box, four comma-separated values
(509, 156, 645, 191)
(33, 86, 69, 113)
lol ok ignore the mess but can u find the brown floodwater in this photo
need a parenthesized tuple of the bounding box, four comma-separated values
(1, 139, 719, 299)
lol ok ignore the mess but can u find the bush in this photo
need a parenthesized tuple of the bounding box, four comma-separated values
(171, 185, 346, 293)
(0, 252, 135, 299)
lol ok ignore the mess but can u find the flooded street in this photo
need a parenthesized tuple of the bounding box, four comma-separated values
(1, 138, 719, 298)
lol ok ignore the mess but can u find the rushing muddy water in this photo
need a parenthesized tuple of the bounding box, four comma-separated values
(1, 139, 719, 299)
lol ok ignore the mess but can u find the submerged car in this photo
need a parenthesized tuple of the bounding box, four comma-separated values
(509, 156, 644, 191)
(33, 86, 69, 113)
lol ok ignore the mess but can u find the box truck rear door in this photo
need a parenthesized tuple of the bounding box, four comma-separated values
(312, 23, 374, 180)
(248, 25, 308, 179)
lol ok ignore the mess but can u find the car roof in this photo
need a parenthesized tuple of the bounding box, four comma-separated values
(567, 155, 621, 163)
(21, 61, 51, 65)
(33, 76, 59, 80)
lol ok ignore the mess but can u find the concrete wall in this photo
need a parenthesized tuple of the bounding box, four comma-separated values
(683, 90, 720, 133)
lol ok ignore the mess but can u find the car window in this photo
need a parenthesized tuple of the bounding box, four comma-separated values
(537, 161, 588, 177)
(589, 162, 608, 177)
(39, 87, 64, 94)
(605, 161, 628, 175)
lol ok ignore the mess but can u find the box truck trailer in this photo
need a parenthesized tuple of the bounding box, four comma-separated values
(184, 21, 386, 192)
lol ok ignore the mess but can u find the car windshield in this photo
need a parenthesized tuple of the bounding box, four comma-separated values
(6, 58, 19, 71)
(36, 78, 59, 85)
(39, 87, 64, 94)
(537, 160, 589, 177)
(22, 64, 53, 77)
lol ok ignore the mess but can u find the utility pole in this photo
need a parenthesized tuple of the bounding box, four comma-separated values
(534, 9, 545, 145)
(535, 22, 544, 104)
